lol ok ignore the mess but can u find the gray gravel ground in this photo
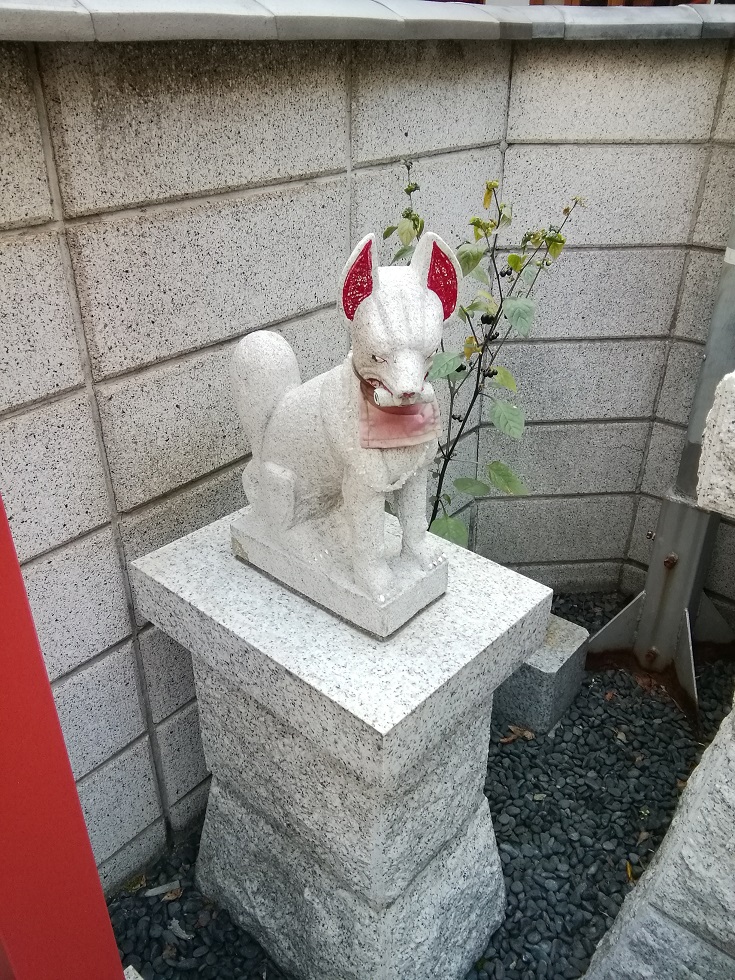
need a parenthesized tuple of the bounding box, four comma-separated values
(108, 592, 735, 980)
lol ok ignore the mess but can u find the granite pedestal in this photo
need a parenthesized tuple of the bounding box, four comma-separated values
(131, 510, 551, 980)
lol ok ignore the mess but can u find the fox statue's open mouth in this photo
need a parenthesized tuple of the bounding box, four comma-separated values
(355, 368, 433, 409)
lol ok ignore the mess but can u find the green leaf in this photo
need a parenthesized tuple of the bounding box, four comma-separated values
(429, 515, 469, 548)
(383, 225, 398, 240)
(453, 477, 492, 497)
(490, 401, 525, 440)
(492, 366, 517, 393)
(486, 461, 528, 495)
(427, 351, 464, 380)
(520, 262, 537, 286)
(456, 306, 469, 324)
(502, 296, 535, 338)
(397, 217, 415, 247)
(469, 265, 491, 285)
(456, 242, 487, 278)
(391, 245, 415, 265)
(507, 253, 524, 273)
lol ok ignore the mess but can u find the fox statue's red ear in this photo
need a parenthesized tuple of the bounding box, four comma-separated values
(339, 234, 377, 321)
(411, 233, 462, 321)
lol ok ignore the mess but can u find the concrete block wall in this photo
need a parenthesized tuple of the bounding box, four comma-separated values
(1, 36, 734, 889)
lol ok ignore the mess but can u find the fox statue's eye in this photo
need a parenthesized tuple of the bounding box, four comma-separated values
(371, 354, 386, 363)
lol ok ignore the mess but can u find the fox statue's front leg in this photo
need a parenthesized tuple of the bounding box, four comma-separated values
(397, 468, 445, 571)
(342, 466, 395, 599)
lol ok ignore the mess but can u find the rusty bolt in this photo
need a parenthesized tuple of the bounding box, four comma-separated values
(645, 648, 658, 665)
(663, 552, 679, 569)
(646, 530, 656, 540)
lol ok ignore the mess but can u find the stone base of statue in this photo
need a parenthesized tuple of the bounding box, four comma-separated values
(231, 506, 448, 638)
(131, 510, 551, 980)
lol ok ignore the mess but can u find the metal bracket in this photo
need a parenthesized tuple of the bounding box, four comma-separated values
(589, 496, 734, 709)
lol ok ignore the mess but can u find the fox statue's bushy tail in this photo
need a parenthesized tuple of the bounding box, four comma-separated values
(230, 331, 301, 501)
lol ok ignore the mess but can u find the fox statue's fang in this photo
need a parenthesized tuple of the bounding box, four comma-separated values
(230, 231, 462, 634)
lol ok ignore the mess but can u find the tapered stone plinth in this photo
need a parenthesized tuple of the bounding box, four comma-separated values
(131, 510, 551, 980)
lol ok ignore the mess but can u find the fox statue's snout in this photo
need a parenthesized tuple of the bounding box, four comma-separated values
(230, 230, 461, 600)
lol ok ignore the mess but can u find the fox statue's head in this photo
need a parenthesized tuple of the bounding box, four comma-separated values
(338, 232, 462, 408)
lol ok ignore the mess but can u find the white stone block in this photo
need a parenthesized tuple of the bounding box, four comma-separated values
(0, 234, 82, 413)
(698, 371, 735, 522)
(675, 249, 722, 343)
(97, 346, 244, 511)
(138, 627, 195, 723)
(169, 777, 210, 836)
(0, 393, 108, 561)
(694, 147, 735, 249)
(264, 0, 403, 40)
(503, 144, 705, 247)
(82, 0, 276, 41)
(120, 463, 245, 623)
(559, 4, 702, 39)
(68, 178, 346, 376)
(657, 341, 702, 426)
(707, 520, 735, 603)
(276, 307, 349, 383)
(0, 44, 51, 229)
(53, 642, 144, 778)
(155, 700, 208, 806)
(352, 149, 503, 265)
(77, 737, 161, 864)
(195, 656, 491, 902)
(351, 41, 509, 164)
(494, 614, 589, 733)
(370, 0, 501, 39)
(197, 783, 504, 980)
(476, 495, 636, 565)
(509, 41, 725, 143)
(42, 42, 345, 217)
(478, 422, 647, 495)
(485, 341, 666, 422)
(641, 423, 686, 495)
(0, 2, 93, 41)
(98, 820, 166, 896)
(527, 248, 684, 340)
(23, 527, 130, 680)
(511, 561, 621, 594)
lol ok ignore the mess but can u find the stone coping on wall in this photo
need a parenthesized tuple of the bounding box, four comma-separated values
(1, 0, 734, 43)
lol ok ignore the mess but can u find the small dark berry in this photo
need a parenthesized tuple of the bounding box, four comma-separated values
(481, 313, 492, 325)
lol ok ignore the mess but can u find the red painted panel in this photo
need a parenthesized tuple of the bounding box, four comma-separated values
(0, 494, 123, 980)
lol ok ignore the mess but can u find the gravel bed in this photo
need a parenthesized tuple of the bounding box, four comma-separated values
(109, 592, 735, 980)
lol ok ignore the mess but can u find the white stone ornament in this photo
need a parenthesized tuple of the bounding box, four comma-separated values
(698, 370, 735, 521)
(230, 231, 462, 636)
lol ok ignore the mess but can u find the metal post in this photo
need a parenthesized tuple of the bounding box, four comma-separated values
(589, 209, 735, 712)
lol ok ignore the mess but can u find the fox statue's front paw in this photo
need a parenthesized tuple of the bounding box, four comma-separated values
(402, 533, 446, 572)
(355, 559, 395, 601)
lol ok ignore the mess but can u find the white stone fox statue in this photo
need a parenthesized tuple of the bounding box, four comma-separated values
(230, 231, 461, 601)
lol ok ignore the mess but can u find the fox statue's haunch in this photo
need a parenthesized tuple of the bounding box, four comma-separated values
(230, 231, 462, 601)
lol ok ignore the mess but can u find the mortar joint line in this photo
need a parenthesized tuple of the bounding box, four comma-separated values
(27, 42, 174, 848)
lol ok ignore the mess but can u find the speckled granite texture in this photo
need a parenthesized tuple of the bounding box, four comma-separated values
(131, 510, 551, 980)
(494, 613, 589, 733)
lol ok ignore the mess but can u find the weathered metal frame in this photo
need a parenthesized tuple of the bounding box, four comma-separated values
(590, 211, 735, 707)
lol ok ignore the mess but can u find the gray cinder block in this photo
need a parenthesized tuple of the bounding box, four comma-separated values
(494, 613, 589, 733)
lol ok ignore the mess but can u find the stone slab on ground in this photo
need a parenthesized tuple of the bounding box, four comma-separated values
(131, 509, 551, 980)
(493, 613, 589, 733)
(231, 507, 448, 638)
